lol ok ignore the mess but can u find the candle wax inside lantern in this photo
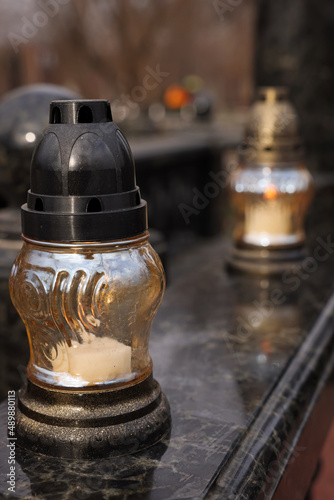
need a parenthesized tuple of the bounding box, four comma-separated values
(51, 333, 132, 385)
(243, 197, 298, 246)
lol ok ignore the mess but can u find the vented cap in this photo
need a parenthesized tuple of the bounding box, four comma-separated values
(22, 100, 147, 242)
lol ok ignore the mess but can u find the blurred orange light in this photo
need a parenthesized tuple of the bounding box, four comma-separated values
(164, 85, 190, 110)
(261, 338, 272, 355)
(264, 184, 277, 200)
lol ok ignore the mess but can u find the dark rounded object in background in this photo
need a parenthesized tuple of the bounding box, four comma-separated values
(193, 91, 213, 120)
(0, 84, 80, 208)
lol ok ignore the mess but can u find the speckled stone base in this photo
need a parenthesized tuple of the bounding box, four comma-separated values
(15, 373, 171, 459)
(226, 245, 307, 275)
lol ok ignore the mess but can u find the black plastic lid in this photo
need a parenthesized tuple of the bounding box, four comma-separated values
(22, 100, 147, 242)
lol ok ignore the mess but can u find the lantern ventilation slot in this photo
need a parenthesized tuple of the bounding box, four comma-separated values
(86, 198, 102, 213)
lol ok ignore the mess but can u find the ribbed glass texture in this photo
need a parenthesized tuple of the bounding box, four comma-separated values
(10, 232, 165, 389)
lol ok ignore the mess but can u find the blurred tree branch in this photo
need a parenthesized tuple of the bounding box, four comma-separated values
(0, 0, 256, 108)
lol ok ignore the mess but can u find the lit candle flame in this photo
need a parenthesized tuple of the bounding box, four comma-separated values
(264, 184, 277, 200)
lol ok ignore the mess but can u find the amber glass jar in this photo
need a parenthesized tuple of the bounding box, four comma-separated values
(10, 232, 165, 389)
(230, 162, 313, 249)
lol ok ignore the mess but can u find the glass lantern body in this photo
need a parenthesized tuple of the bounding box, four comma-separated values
(230, 161, 314, 249)
(10, 232, 165, 390)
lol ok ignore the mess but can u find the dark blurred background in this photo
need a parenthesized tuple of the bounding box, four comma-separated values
(0, 0, 255, 113)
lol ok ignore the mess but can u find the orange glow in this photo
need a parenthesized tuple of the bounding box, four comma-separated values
(164, 85, 190, 110)
(261, 339, 272, 355)
(264, 184, 277, 200)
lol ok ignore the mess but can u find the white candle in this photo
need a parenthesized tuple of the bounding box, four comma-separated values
(242, 181, 301, 246)
(51, 333, 132, 386)
(244, 198, 292, 246)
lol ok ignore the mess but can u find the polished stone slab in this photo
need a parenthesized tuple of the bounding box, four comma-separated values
(1, 233, 334, 499)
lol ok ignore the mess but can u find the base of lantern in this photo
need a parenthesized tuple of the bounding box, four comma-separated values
(15, 373, 171, 459)
(226, 244, 307, 275)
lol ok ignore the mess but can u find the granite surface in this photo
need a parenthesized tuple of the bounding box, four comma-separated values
(0, 228, 334, 499)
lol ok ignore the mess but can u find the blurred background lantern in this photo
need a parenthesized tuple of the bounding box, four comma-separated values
(228, 87, 314, 274)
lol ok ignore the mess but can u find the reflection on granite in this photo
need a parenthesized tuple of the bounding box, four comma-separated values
(1, 233, 334, 498)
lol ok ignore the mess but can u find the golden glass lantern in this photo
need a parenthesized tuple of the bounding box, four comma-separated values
(10, 235, 164, 390)
(228, 87, 314, 274)
(9, 100, 170, 458)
